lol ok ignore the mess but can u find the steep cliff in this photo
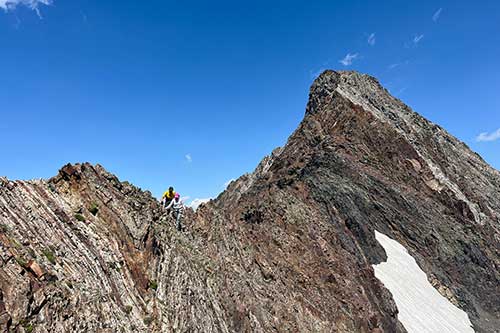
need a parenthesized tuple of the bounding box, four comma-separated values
(0, 70, 498, 333)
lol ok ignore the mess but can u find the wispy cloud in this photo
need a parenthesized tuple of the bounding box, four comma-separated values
(309, 67, 327, 80)
(395, 87, 407, 96)
(368, 33, 376, 46)
(0, 0, 52, 17)
(405, 34, 425, 48)
(339, 53, 358, 66)
(476, 128, 500, 142)
(413, 34, 424, 44)
(432, 8, 443, 22)
(185, 154, 192, 163)
(188, 198, 211, 210)
(388, 63, 400, 70)
(224, 178, 236, 188)
(388, 59, 410, 70)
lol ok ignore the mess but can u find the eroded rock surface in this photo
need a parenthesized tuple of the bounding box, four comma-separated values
(0, 70, 498, 332)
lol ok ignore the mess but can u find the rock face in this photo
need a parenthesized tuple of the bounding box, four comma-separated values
(0, 70, 498, 332)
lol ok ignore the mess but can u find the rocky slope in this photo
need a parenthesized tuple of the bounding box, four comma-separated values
(0, 70, 498, 332)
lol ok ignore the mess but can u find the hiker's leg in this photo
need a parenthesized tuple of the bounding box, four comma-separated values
(176, 211, 182, 231)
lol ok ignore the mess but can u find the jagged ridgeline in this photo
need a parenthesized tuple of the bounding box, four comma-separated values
(0, 71, 498, 333)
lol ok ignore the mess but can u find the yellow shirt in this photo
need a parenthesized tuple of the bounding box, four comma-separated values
(163, 190, 175, 199)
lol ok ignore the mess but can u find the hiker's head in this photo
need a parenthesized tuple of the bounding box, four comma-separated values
(175, 193, 180, 199)
(169, 187, 174, 192)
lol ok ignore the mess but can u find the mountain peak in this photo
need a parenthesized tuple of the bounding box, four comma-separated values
(308, 70, 405, 121)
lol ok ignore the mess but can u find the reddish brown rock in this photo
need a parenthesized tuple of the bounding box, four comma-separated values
(26, 260, 44, 278)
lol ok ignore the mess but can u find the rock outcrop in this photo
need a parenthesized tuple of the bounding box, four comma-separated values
(0, 70, 498, 332)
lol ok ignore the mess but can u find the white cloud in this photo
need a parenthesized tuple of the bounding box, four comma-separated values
(413, 34, 424, 44)
(388, 63, 400, 70)
(339, 53, 358, 66)
(432, 8, 443, 22)
(185, 154, 192, 163)
(368, 33, 376, 46)
(476, 128, 500, 142)
(0, 0, 51, 17)
(188, 198, 211, 210)
(224, 178, 236, 188)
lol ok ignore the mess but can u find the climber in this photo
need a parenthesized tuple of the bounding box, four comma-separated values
(166, 193, 185, 231)
(161, 186, 176, 209)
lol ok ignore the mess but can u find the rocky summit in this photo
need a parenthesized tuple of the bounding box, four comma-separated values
(0, 70, 499, 333)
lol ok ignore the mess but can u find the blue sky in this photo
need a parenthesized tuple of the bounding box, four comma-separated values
(1, 0, 499, 205)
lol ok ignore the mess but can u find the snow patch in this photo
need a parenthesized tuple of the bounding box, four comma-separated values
(372, 231, 474, 333)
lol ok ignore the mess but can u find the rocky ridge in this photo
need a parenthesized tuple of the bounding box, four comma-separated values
(0, 70, 498, 332)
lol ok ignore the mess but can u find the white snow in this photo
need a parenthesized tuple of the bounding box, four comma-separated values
(372, 231, 475, 333)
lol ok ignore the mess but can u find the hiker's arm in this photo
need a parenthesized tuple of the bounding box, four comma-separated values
(166, 200, 174, 210)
